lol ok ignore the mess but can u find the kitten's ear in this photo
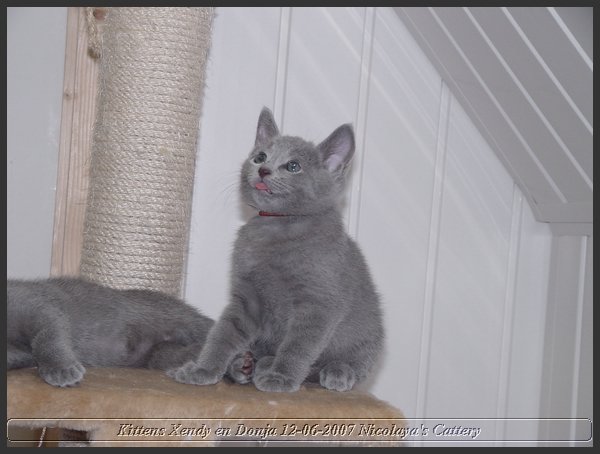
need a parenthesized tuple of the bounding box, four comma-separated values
(318, 124, 355, 174)
(255, 107, 280, 148)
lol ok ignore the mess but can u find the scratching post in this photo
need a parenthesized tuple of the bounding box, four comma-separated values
(79, 7, 214, 296)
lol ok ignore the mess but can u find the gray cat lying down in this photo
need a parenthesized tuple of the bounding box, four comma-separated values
(7, 277, 214, 387)
(170, 108, 384, 392)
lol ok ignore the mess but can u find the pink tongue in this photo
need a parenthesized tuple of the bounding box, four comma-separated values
(255, 182, 270, 191)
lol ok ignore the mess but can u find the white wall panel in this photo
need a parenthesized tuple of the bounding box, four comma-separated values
(574, 235, 593, 444)
(283, 7, 364, 139)
(425, 94, 515, 419)
(7, 7, 67, 279)
(505, 198, 553, 407)
(539, 234, 593, 446)
(357, 6, 441, 415)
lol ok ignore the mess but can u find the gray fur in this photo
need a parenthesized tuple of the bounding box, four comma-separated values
(7, 277, 214, 387)
(170, 107, 383, 392)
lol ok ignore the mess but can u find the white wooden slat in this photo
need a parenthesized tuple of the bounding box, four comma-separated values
(507, 7, 592, 132)
(551, 7, 593, 64)
(282, 7, 365, 141)
(359, 6, 440, 417)
(468, 7, 592, 183)
(569, 236, 588, 445)
(494, 186, 523, 444)
(573, 236, 593, 442)
(501, 8, 592, 136)
(273, 7, 292, 127)
(503, 192, 552, 438)
(549, 222, 593, 236)
(415, 82, 451, 421)
(395, 7, 565, 213)
(537, 201, 592, 224)
(433, 8, 590, 202)
(425, 91, 515, 419)
(538, 235, 588, 446)
(346, 6, 376, 238)
(548, 7, 593, 71)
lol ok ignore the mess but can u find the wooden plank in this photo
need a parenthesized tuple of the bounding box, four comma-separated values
(50, 7, 99, 277)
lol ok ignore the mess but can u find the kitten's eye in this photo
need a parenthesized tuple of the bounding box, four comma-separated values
(253, 152, 267, 164)
(286, 161, 301, 173)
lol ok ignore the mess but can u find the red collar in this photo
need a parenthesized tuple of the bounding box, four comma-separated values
(258, 211, 290, 217)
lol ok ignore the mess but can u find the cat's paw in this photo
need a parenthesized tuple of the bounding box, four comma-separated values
(254, 371, 301, 392)
(319, 362, 356, 392)
(253, 356, 300, 392)
(226, 351, 255, 384)
(167, 361, 222, 385)
(38, 362, 86, 387)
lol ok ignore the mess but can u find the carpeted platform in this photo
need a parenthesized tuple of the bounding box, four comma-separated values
(7, 367, 405, 446)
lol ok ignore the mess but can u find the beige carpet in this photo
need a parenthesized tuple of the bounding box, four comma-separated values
(7, 367, 405, 446)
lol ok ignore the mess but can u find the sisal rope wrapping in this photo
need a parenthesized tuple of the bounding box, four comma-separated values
(80, 7, 214, 296)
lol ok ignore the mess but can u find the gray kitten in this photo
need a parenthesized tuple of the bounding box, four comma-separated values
(7, 277, 214, 387)
(169, 108, 383, 392)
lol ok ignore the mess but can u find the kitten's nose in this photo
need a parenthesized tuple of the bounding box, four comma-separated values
(258, 167, 271, 179)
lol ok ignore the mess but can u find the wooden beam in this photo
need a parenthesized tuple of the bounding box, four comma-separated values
(50, 7, 99, 277)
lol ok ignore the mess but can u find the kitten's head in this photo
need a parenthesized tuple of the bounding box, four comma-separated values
(240, 107, 355, 215)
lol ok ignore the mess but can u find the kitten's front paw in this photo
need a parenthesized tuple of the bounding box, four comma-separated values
(39, 362, 86, 387)
(167, 361, 222, 385)
(253, 357, 300, 392)
(254, 371, 301, 392)
(319, 362, 356, 392)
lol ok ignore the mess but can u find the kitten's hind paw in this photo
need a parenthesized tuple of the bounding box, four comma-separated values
(226, 351, 255, 384)
(167, 362, 222, 386)
(39, 362, 86, 387)
(319, 362, 356, 392)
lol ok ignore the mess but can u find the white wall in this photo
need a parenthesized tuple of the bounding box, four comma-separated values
(7, 7, 67, 279)
(184, 7, 556, 439)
